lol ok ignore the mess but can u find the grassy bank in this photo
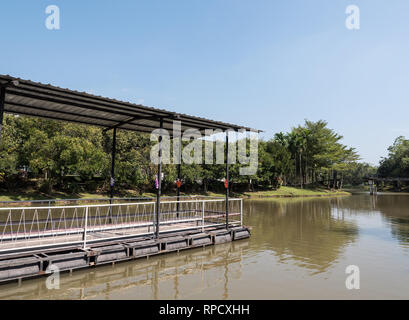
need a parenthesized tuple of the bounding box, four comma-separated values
(0, 189, 110, 202)
(0, 186, 350, 202)
(127, 186, 351, 199)
(240, 186, 350, 198)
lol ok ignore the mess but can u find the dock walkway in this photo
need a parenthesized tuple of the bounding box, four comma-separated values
(0, 197, 249, 283)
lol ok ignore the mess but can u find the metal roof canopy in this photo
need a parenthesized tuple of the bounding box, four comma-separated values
(0, 75, 260, 136)
(0, 74, 258, 235)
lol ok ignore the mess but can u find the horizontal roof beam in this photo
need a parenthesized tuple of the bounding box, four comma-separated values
(103, 115, 161, 132)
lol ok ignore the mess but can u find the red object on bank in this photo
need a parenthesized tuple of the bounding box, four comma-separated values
(224, 178, 228, 189)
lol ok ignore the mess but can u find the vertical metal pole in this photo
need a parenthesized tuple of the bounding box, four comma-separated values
(150, 202, 156, 233)
(110, 128, 117, 199)
(109, 127, 117, 223)
(240, 199, 243, 226)
(0, 86, 6, 143)
(155, 118, 163, 238)
(176, 137, 181, 218)
(225, 132, 229, 229)
(83, 206, 89, 249)
(202, 200, 205, 232)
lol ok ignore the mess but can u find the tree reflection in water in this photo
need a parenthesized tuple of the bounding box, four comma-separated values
(244, 197, 359, 274)
(2, 194, 409, 299)
(0, 239, 249, 300)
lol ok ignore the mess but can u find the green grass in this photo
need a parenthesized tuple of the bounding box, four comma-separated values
(0, 187, 226, 202)
(0, 189, 110, 202)
(0, 186, 350, 202)
(241, 186, 350, 198)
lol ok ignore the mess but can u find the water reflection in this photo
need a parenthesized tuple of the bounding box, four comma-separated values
(2, 194, 409, 299)
(0, 240, 249, 300)
(244, 198, 359, 274)
(326, 194, 409, 246)
(370, 195, 409, 247)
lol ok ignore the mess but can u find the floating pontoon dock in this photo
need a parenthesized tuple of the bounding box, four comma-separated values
(0, 75, 259, 283)
(0, 196, 250, 283)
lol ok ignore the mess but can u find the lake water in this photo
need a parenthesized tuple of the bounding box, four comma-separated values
(1, 193, 409, 299)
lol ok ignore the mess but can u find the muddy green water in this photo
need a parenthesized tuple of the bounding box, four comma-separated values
(1, 193, 409, 300)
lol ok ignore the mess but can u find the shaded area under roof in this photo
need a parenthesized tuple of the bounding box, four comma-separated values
(0, 75, 261, 136)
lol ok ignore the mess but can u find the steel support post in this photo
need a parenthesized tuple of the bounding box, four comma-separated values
(225, 132, 229, 228)
(155, 118, 164, 238)
(109, 127, 117, 223)
(176, 140, 181, 218)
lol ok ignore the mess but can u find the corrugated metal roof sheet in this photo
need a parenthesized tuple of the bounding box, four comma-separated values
(0, 75, 261, 136)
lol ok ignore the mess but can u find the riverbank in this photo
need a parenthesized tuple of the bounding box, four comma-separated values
(240, 186, 350, 198)
(0, 186, 350, 202)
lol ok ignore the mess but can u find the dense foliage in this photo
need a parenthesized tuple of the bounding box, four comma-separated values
(0, 115, 368, 195)
(378, 136, 409, 178)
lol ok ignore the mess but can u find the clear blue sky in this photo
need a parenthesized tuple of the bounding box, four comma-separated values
(1, 0, 408, 165)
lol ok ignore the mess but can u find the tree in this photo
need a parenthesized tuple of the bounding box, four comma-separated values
(378, 136, 409, 178)
(0, 114, 364, 194)
(0, 115, 20, 188)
